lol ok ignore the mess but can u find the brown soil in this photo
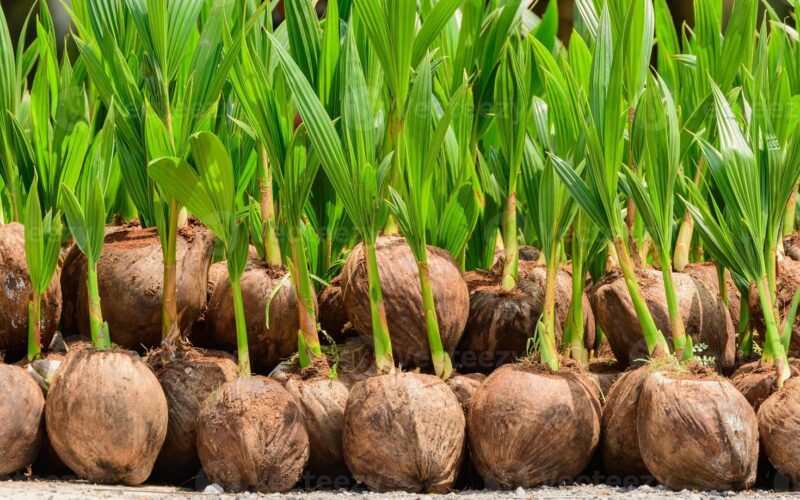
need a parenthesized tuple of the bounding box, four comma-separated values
(637, 370, 758, 490)
(340, 237, 469, 368)
(284, 374, 350, 477)
(0, 223, 62, 357)
(147, 348, 237, 483)
(60, 225, 214, 350)
(590, 267, 736, 369)
(601, 366, 650, 478)
(318, 275, 354, 344)
(45, 349, 168, 485)
(731, 360, 800, 410)
(206, 258, 307, 374)
(196, 376, 309, 493)
(342, 372, 465, 493)
(467, 364, 601, 488)
(758, 377, 800, 483)
(0, 364, 45, 475)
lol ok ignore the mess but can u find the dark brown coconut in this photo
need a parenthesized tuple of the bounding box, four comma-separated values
(587, 360, 622, 403)
(758, 377, 800, 483)
(468, 364, 601, 488)
(601, 366, 649, 478)
(0, 364, 45, 475)
(318, 275, 353, 344)
(731, 360, 800, 410)
(148, 349, 238, 483)
(45, 349, 168, 485)
(340, 237, 469, 368)
(0, 223, 62, 357)
(637, 369, 758, 490)
(196, 376, 309, 493)
(60, 224, 214, 351)
(590, 267, 736, 369)
(342, 372, 465, 492)
(207, 258, 308, 373)
(284, 375, 350, 478)
(457, 261, 594, 372)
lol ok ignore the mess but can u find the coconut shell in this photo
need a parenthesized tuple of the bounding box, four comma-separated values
(60, 224, 214, 351)
(758, 377, 800, 483)
(340, 237, 469, 368)
(0, 364, 45, 475)
(45, 349, 168, 485)
(318, 275, 353, 344)
(207, 259, 307, 373)
(149, 350, 238, 483)
(637, 370, 758, 490)
(0, 223, 62, 357)
(284, 375, 349, 477)
(601, 366, 649, 478)
(731, 360, 800, 410)
(342, 372, 465, 493)
(590, 268, 736, 369)
(196, 376, 309, 493)
(468, 364, 601, 488)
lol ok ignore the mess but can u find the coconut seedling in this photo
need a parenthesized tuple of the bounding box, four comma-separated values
(149, 131, 310, 492)
(274, 22, 466, 492)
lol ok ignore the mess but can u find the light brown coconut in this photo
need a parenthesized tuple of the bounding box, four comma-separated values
(60, 223, 214, 351)
(601, 366, 650, 478)
(0, 223, 62, 357)
(318, 275, 354, 344)
(458, 261, 594, 372)
(731, 360, 800, 410)
(637, 369, 759, 490)
(467, 364, 601, 488)
(590, 267, 736, 370)
(446, 373, 486, 414)
(148, 349, 238, 483)
(207, 259, 307, 373)
(342, 372, 465, 492)
(758, 377, 800, 483)
(340, 237, 469, 368)
(45, 349, 168, 485)
(196, 376, 309, 493)
(0, 364, 45, 475)
(284, 375, 350, 478)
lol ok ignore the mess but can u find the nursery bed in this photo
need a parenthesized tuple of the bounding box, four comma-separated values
(0, 480, 798, 499)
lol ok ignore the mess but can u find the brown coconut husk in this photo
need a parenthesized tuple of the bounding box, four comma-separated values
(342, 372, 465, 493)
(60, 224, 214, 351)
(731, 360, 800, 410)
(0, 223, 61, 358)
(758, 377, 800, 483)
(601, 366, 650, 478)
(467, 363, 601, 488)
(457, 261, 594, 372)
(684, 262, 741, 333)
(749, 260, 800, 357)
(0, 364, 45, 475)
(207, 258, 308, 373)
(147, 346, 238, 483)
(637, 367, 758, 491)
(590, 267, 736, 370)
(587, 359, 622, 403)
(446, 373, 486, 414)
(318, 275, 354, 344)
(340, 237, 469, 368)
(45, 349, 168, 485)
(196, 376, 309, 493)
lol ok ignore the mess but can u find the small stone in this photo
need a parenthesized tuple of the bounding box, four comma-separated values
(203, 483, 224, 494)
(515, 486, 525, 496)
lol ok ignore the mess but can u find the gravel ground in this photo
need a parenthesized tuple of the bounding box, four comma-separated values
(1, 480, 799, 499)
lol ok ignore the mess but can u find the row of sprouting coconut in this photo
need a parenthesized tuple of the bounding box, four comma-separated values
(3, 0, 800, 494)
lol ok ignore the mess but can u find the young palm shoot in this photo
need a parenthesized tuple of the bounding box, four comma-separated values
(23, 180, 62, 360)
(621, 74, 693, 361)
(686, 81, 800, 387)
(149, 132, 252, 376)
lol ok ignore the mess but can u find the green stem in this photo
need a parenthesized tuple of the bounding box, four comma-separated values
(161, 199, 178, 339)
(418, 255, 452, 380)
(260, 145, 282, 266)
(87, 261, 110, 350)
(230, 278, 251, 377)
(661, 254, 691, 361)
(27, 290, 42, 361)
(757, 276, 789, 388)
(737, 284, 753, 357)
(614, 236, 668, 356)
(501, 191, 518, 291)
(783, 183, 799, 237)
(289, 225, 325, 370)
(564, 256, 588, 368)
(540, 258, 560, 371)
(364, 239, 394, 374)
